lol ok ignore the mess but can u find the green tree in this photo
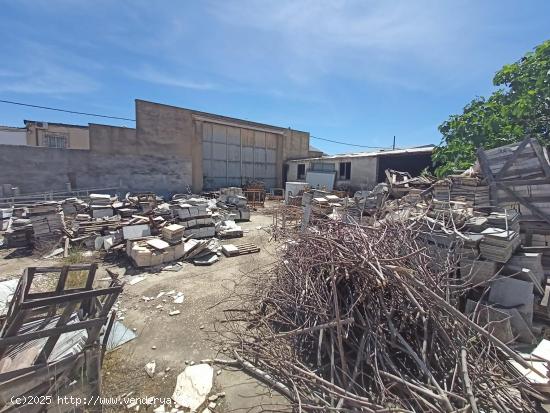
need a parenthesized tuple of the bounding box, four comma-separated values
(433, 40, 550, 176)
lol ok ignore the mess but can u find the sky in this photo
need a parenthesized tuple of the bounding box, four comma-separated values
(0, 0, 548, 154)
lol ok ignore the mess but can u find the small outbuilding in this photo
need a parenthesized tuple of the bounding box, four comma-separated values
(285, 145, 435, 191)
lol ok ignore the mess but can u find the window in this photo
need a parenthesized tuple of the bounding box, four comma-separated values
(43, 133, 68, 149)
(310, 162, 335, 172)
(297, 163, 306, 180)
(339, 162, 351, 180)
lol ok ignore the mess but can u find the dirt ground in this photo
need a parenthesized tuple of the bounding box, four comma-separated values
(0, 209, 289, 413)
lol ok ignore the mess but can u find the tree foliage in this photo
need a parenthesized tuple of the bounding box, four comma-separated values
(433, 40, 550, 176)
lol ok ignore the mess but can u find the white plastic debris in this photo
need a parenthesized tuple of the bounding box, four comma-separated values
(174, 292, 184, 304)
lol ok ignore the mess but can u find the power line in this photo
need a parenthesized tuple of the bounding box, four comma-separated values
(0, 99, 136, 122)
(0, 98, 391, 149)
(311, 135, 389, 149)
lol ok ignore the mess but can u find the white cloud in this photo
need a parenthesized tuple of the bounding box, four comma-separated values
(0, 66, 99, 95)
(202, 0, 480, 89)
(0, 40, 100, 95)
(128, 65, 218, 90)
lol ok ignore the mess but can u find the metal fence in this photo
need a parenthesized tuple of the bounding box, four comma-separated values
(0, 186, 121, 208)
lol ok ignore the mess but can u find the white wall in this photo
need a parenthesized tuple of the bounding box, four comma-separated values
(287, 156, 379, 190)
(0, 130, 26, 146)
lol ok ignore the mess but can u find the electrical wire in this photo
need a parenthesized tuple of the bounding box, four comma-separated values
(0, 99, 136, 122)
(0, 98, 392, 149)
(311, 135, 390, 149)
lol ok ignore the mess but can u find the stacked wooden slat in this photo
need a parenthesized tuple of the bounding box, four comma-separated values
(433, 176, 489, 207)
(61, 198, 87, 216)
(483, 140, 547, 179)
(479, 227, 521, 263)
(481, 139, 550, 226)
(486, 210, 521, 232)
(27, 203, 64, 245)
(221, 242, 260, 257)
(478, 138, 550, 277)
(4, 218, 33, 248)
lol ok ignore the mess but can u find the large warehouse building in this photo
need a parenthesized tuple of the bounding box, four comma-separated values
(0, 100, 315, 194)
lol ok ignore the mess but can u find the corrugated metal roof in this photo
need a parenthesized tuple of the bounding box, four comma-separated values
(288, 145, 435, 162)
(309, 145, 324, 153)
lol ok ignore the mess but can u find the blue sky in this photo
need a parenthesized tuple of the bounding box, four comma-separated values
(0, 0, 548, 154)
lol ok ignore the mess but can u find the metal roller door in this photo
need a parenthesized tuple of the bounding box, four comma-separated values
(202, 122, 278, 189)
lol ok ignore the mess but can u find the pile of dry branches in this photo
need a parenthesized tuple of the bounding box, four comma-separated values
(219, 219, 541, 412)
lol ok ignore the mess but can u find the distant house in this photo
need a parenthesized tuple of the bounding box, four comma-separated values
(286, 145, 435, 191)
(24, 120, 91, 149)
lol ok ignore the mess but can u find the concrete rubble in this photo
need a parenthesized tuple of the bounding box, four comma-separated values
(172, 364, 214, 412)
(1, 188, 261, 269)
(3, 137, 550, 410)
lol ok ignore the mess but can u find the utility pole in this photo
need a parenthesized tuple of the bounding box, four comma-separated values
(392, 136, 396, 150)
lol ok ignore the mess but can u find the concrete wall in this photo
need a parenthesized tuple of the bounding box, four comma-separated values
(136, 99, 310, 192)
(89, 123, 137, 154)
(287, 156, 379, 191)
(6, 101, 310, 194)
(26, 123, 90, 149)
(0, 144, 192, 194)
(0, 129, 26, 146)
(136, 100, 202, 192)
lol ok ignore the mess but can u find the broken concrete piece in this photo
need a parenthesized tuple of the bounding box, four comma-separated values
(221, 244, 239, 257)
(123, 224, 151, 240)
(489, 277, 534, 325)
(145, 360, 156, 377)
(172, 364, 214, 411)
(43, 247, 64, 259)
(147, 238, 171, 250)
(129, 276, 146, 285)
(103, 235, 116, 250)
(193, 253, 219, 266)
(163, 262, 184, 272)
(169, 310, 181, 316)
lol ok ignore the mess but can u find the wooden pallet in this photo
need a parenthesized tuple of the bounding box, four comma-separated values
(222, 242, 260, 257)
